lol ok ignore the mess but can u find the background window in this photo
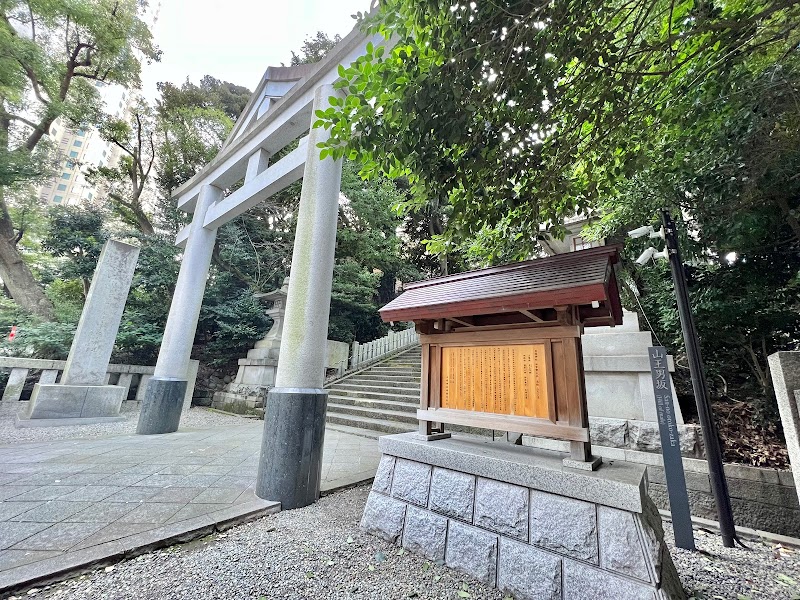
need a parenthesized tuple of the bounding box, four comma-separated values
(53, 196, 63, 203)
(61, 172, 70, 179)
(76, 129, 85, 137)
(57, 184, 67, 191)
(73, 140, 82, 147)
(69, 150, 78, 158)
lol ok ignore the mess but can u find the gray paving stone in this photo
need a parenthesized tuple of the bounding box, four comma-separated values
(96, 473, 150, 486)
(0, 502, 46, 522)
(401, 506, 447, 561)
(191, 465, 234, 476)
(391, 459, 432, 507)
(57, 486, 123, 502)
(530, 490, 598, 563)
(0, 548, 61, 570)
(130, 474, 188, 488)
(147, 487, 205, 504)
(428, 467, 475, 522)
(498, 537, 562, 600)
(119, 464, 164, 475)
(104, 486, 163, 503)
(157, 465, 202, 475)
(64, 502, 138, 523)
(56, 473, 110, 486)
(474, 478, 528, 540)
(167, 503, 227, 523)
(0, 487, 37, 502)
(445, 520, 498, 586)
(597, 506, 650, 582)
(9, 501, 93, 523)
(180, 474, 224, 487)
(4, 486, 82, 502)
(0, 522, 51, 550)
(117, 502, 185, 524)
(361, 491, 407, 543)
(563, 559, 655, 600)
(189, 488, 243, 504)
(210, 475, 254, 488)
(69, 522, 156, 551)
(11, 522, 106, 551)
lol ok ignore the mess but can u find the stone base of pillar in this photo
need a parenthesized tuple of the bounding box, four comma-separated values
(27, 384, 126, 419)
(256, 388, 328, 509)
(136, 377, 188, 435)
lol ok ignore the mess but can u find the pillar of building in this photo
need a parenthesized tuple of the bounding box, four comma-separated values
(137, 184, 223, 434)
(256, 84, 343, 509)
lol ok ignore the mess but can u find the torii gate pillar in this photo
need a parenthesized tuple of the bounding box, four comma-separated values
(136, 184, 223, 434)
(256, 85, 343, 509)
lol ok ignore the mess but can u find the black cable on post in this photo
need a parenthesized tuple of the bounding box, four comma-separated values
(660, 209, 737, 548)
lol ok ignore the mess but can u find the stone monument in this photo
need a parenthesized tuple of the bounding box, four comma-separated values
(769, 351, 800, 503)
(18, 240, 140, 426)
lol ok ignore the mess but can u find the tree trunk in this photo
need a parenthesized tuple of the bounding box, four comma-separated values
(0, 221, 55, 320)
(0, 118, 55, 320)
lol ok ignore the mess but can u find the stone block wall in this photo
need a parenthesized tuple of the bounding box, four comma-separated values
(362, 454, 685, 600)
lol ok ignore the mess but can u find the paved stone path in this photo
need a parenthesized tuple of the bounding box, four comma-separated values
(0, 423, 381, 593)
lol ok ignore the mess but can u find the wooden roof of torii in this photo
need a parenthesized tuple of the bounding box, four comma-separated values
(380, 246, 624, 328)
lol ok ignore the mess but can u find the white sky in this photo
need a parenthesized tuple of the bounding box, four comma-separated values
(141, 0, 372, 99)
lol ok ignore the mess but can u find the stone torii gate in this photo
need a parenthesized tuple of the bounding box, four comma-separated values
(136, 26, 388, 510)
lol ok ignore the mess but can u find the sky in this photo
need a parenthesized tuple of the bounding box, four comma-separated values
(141, 0, 373, 99)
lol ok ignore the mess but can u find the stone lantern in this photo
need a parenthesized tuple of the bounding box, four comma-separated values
(211, 278, 289, 412)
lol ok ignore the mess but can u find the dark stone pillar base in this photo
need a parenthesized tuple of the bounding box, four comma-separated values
(256, 387, 328, 509)
(136, 377, 187, 435)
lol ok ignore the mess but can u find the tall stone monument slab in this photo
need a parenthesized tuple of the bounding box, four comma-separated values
(19, 240, 140, 426)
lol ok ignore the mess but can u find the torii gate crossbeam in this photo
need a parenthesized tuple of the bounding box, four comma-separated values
(135, 25, 392, 510)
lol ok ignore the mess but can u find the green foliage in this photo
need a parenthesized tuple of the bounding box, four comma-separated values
(318, 0, 800, 262)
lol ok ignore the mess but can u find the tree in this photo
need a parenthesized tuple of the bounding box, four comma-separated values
(290, 31, 341, 66)
(88, 101, 157, 235)
(0, 0, 158, 317)
(317, 0, 800, 262)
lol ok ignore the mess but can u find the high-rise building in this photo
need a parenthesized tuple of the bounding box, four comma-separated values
(37, 1, 162, 207)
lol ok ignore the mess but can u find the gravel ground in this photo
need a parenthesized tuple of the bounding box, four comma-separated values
(13, 485, 800, 600)
(0, 405, 252, 445)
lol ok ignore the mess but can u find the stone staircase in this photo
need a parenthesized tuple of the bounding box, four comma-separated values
(324, 346, 421, 437)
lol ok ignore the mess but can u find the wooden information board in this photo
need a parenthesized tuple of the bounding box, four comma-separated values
(440, 344, 549, 418)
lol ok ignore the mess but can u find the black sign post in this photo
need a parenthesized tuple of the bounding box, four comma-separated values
(648, 346, 696, 550)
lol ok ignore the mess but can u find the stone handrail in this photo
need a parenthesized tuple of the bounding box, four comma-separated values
(350, 327, 419, 370)
(0, 357, 199, 409)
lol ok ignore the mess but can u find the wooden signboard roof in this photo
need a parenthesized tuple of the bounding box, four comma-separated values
(380, 246, 623, 327)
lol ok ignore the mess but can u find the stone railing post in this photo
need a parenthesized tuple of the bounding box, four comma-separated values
(1, 368, 28, 403)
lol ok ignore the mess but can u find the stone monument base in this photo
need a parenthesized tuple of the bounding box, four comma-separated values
(362, 433, 685, 600)
(15, 415, 126, 428)
(25, 383, 126, 420)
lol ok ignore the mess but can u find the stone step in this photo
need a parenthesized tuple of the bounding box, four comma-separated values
(330, 379, 419, 396)
(349, 373, 421, 383)
(327, 402, 419, 424)
(324, 423, 381, 440)
(325, 387, 420, 402)
(327, 394, 418, 411)
(341, 376, 420, 389)
(324, 412, 415, 435)
(366, 367, 422, 375)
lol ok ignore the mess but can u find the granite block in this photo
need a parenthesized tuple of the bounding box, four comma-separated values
(564, 559, 655, 600)
(391, 459, 432, 507)
(598, 505, 650, 582)
(373, 455, 395, 495)
(445, 520, 498, 586)
(401, 506, 447, 561)
(361, 491, 406, 543)
(498, 537, 561, 600)
(428, 467, 475, 522)
(474, 478, 528, 540)
(530, 490, 598, 563)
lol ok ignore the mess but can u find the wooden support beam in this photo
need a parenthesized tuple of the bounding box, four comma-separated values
(519, 309, 544, 323)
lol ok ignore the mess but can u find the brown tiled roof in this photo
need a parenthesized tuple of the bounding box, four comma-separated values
(380, 246, 622, 325)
